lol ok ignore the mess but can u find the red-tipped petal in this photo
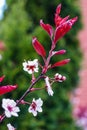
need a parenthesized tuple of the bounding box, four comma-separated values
(52, 50, 66, 56)
(54, 17, 77, 44)
(0, 75, 5, 83)
(0, 85, 17, 95)
(40, 20, 53, 37)
(56, 4, 61, 14)
(32, 37, 46, 57)
(51, 59, 70, 68)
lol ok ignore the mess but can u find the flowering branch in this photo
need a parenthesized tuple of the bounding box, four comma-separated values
(0, 3, 77, 129)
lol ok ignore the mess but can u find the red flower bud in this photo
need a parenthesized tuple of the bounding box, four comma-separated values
(0, 75, 5, 83)
(54, 17, 78, 44)
(32, 37, 46, 57)
(40, 20, 53, 38)
(51, 59, 70, 68)
(0, 85, 17, 95)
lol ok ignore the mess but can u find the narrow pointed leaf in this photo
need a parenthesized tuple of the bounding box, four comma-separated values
(32, 37, 46, 57)
(51, 59, 70, 68)
(40, 20, 53, 38)
(0, 85, 17, 95)
(56, 4, 61, 14)
(52, 50, 66, 56)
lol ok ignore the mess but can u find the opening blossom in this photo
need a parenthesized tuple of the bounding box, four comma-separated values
(45, 77, 54, 96)
(28, 98, 43, 116)
(22, 59, 39, 74)
(2, 98, 20, 118)
(7, 123, 16, 130)
(55, 73, 66, 82)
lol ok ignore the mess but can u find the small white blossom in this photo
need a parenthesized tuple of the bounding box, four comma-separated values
(55, 73, 66, 82)
(45, 77, 54, 96)
(23, 59, 39, 74)
(2, 98, 20, 118)
(7, 123, 15, 130)
(28, 98, 43, 116)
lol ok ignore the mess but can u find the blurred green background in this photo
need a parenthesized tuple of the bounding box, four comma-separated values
(0, 0, 82, 129)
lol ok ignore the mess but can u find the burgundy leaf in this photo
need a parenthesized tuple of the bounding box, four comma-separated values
(0, 85, 17, 95)
(52, 50, 66, 56)
(54, 17, 78, 44)
(40, 20, 53, 38)
(32, 37, 46, 57)
(51, 59, 70, 68)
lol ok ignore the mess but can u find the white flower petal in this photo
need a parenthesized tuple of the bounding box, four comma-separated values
(37, 106, 42, 112)
(32, 110, 37, 116)
(5, 111, 11, 118)
(11, 112, 18, 117)
(7, 123, 15, 130)
(36, 98, 43, 106)
(45, 77, 54, 96)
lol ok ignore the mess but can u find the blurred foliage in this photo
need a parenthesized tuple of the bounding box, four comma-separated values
(0, 0, 82, 130)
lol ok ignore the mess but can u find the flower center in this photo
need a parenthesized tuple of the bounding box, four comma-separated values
(26, 65, 35, 71)
(7, 106, 13, 112)
(31, 102, 37, 111)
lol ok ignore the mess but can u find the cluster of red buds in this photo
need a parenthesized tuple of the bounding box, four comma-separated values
(0, 4, 77, 130)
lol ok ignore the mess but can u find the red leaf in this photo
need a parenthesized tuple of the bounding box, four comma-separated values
(52, 50, 66, 56)
(56, 4, 61, 14)
(40, 20, 53, 38)
(0, 75, 5, 83)
(55, 15, 70, 27)
(54, 17, 77, 44)
(51, 59, 70, 68)
(54, 4, 69, 27)
(0, 85, 17, 95)
(32, 37, 46, 57)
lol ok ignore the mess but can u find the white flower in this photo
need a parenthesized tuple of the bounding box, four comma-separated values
(2, 98, 20, 118)
(22, 59, 39, 74)
(28, 98, 43, 116)
(45, 77, 54, 96)
(7, 123, 15, 130)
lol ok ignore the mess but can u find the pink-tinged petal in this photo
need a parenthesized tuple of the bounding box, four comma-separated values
(40, 20, 53, 38)
(54, 17, 77, 44)
(51, 59, 70, 68)
(0, 75, 5, 82)
(32, 37, 46, 57)
(52, 49, 66, 56)
(56, 4, 61, 14)
(0, 85, 17, 95)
